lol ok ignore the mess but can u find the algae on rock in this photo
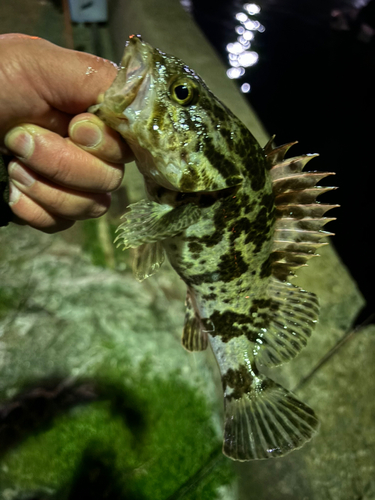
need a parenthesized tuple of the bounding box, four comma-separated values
(0, 223, 236, 499)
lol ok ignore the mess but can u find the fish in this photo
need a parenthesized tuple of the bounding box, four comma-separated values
(90, 34, 337, 461)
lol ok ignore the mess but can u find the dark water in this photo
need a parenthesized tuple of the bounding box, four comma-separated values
(192, 0, 375, 325)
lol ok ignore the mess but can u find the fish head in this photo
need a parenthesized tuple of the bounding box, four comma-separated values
(91, 35, 246, 192)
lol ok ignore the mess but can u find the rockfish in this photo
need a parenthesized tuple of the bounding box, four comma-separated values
(90, 35, 336, 461)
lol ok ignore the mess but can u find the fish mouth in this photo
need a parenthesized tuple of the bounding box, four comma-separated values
(120, 35, 151, 112)
(104, 35, 153, 118)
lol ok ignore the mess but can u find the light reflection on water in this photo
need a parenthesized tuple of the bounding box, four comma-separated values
(226, 66, 245, 79)
(244, 2, 261, 15)
(225, 3, 264, 89)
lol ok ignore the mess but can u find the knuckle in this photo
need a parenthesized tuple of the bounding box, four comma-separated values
(44, 148, 72, 185)
(28, 207, 61, 233)
(44, 187, 70, 213)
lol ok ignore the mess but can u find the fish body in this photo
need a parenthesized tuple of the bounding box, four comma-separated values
(91, 35, 336, 460)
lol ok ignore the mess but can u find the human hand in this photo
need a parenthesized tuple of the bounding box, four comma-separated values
(0, 34, 134, 233)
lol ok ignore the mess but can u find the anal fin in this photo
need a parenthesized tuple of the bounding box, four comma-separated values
(182, 291, 208, 351)
(252, 278, 319, 367)
(223, 374, 319, 461)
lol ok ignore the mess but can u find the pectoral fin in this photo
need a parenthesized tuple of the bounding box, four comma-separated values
(133, 242, 165, 281)
(114, 199, 201, 249)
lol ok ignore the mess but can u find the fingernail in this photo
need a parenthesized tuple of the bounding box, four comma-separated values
(8, 161, 35, 187)
(4, 127, 34, 159)
(8, 181, 22, 206)
(70, 121, 102, 148)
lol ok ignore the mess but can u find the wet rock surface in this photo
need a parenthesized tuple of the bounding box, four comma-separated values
(236, 324, 375, 500)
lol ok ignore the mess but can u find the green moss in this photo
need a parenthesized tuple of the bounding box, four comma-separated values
(0, 403, 132, 490)
(82, 219, 107, 268)
(169, 451, 234, 500)
(0, 367, 234, 498)
(0, 287, 21, 319)
(81, 218, 132, 272)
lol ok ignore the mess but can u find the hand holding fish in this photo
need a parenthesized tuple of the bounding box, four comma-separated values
(0, 34, 134, 232)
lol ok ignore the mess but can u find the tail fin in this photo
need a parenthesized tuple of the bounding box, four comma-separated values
(222, 376, 319, 461)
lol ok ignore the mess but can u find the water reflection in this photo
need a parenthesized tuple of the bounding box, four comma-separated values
(238, 50, 259, 66)
(226, 3, 263, 89)
(244, 3, 261, 15)
(226, 41, 246, 54)
(226, 66, 245, 78)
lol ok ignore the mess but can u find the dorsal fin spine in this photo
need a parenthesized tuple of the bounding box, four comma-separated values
(264, 139, 338, 282)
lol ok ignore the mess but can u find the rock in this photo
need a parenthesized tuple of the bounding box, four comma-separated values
(236, 325, 375, 500)
(0, 225, 235, 499)
(261, 242, 365, 389)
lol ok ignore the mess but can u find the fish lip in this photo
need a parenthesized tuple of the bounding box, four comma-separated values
(118, 35, 153, 112)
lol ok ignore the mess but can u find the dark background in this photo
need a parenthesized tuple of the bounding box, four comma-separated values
(192, 0, 375, 325)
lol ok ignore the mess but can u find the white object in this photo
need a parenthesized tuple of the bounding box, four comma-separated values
(68, 0, 108, 23)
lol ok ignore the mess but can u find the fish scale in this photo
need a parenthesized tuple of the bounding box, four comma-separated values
(90, 34, 337, 461)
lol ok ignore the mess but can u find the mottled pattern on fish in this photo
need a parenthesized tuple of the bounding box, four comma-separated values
(90, 35, 337, 461)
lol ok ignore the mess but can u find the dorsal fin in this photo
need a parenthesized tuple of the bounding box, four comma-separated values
(264, 137, 297, 169)
(264, 140, 339, 282)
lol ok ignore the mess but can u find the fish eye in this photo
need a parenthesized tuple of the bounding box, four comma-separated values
(175, 85, 189, 101)
(169, 78, 198, 106)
